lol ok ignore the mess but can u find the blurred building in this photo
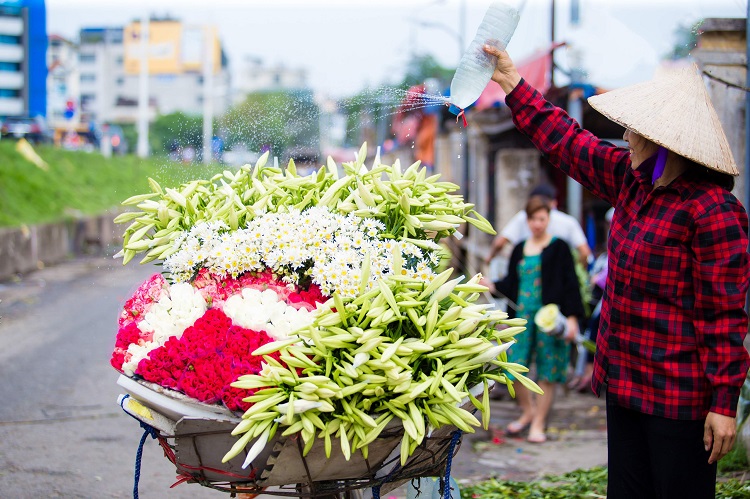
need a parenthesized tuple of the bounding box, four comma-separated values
(316, 94, 347, 159)
(77, 16, 230, 124)
(692, 18, 748, 213)
(0, 0, 47, 118)
(77, 26, 126, 123)
(233, 55, 307, 103)
(47, 34, 79, 126)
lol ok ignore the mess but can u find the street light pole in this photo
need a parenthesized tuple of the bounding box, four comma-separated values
(136, 15, 150, 159)
(550, 0, 556, 88)
(458, 0, 466, 55)
(202, 25, 214, 165)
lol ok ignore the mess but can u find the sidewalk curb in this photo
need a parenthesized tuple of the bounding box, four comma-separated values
(0, 211, 125, 282)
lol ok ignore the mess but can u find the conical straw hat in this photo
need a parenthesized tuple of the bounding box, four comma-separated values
(588, 64, 739, 176)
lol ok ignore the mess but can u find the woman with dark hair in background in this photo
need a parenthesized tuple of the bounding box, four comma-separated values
(485, 195, 584, 443)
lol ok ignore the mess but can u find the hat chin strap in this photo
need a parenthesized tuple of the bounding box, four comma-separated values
(652, 146, 669, 184)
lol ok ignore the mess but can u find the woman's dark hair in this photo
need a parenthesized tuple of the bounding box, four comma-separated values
(689, 160, 735, 191)
(526, 195, 551, 218)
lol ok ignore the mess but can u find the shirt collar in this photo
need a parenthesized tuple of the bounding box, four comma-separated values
(631, 152, 693, 200)
(631, 152, 658, 185)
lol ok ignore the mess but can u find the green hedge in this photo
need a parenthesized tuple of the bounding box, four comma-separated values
(0, 141, 226, 228)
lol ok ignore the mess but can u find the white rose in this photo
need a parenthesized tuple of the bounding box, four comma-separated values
(122, 341, 156, 376)
(137, 282, 206, 346)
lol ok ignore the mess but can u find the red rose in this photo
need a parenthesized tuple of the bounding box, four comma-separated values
(119, 274, 166, 328)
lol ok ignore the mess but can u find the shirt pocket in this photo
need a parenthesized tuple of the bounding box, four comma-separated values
(630, 240, 688, 301)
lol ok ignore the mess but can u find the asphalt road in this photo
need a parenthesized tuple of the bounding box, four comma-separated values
(0, 256, 217, 498)
(0, 255, 608, 498)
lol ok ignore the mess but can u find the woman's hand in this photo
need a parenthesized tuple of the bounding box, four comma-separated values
(565, 316, 579, 343)
(479, 276, 496, 295)
(482, 45, 522, 94)
(704, 412, 736, 464)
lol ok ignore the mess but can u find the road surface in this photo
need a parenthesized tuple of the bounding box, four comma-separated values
(0, 255, 607, 498)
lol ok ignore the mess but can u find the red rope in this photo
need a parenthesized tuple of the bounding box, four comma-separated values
(456, 109, 468, 127)
(158, 437, 176, 463)
(170, 474, 194, 488)
(444, 102, 468, 127)
(160, 435, 259, 487)
(176, 462, 258, 480)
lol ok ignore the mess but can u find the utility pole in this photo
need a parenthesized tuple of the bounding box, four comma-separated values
(202, 25, 214, 165)
(550, 0, 556, 88)
(136, 15, 150, 159)
(458, 0, 466, 54)
(566, 92, 583, 223)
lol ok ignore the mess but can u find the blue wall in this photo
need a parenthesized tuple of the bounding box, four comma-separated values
(0, 0, 47, 117)
(25, 0, 47, 117)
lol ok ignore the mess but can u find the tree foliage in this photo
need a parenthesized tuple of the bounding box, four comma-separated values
(341, 54, 453, 147)
(156, 112, 204, 155)
(400, 53, 454, 89)
(115, 112, 205, 157)
(220, 90, 319, 157)
(667, 20, 702, 60)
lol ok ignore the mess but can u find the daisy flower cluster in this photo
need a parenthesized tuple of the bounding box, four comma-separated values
(164, 207, 441, 298)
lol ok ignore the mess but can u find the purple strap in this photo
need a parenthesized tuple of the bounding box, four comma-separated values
(651, 147, 668, 184)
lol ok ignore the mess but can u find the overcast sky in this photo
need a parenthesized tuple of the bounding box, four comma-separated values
(46, 0, 747, 98)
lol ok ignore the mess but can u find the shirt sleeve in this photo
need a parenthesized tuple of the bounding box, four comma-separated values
(500, 210, 527, 245)
(505, 79, 631, 208)
(691, 198, 750, 417)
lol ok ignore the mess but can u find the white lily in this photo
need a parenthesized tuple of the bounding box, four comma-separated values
(352, 352, 370, 368)
(472, 341, 515, 365)
(276, 399, 322, 414)
(242, 425, 272, 469)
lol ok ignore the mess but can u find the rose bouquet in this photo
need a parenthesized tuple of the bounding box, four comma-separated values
(111, 143, 537, 477)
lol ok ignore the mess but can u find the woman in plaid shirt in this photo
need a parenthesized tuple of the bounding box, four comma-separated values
(482, 45, 750, 498)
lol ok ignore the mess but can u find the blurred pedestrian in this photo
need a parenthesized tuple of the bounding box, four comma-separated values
(168, 140, 180, 162)
(181, 145, 195, 164)
(487, 183, 592, 396)
(484, 45, 750, 498)
(212, 135, 224, 162)
(484, 195, 585, 443)
(486, 183, 592, 267)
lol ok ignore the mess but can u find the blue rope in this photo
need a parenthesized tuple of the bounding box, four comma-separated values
(372, 429, 462, 499)
(371, 443, 405, 499)
(442, 430, 462, 499)
(119, 395, 158, 499)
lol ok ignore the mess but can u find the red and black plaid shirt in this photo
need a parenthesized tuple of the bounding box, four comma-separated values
(506, 79, 750, 419)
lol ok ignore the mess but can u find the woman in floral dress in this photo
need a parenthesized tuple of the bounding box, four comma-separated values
(487, 195, 584, 443)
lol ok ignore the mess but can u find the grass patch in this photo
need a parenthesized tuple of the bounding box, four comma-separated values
(0, 141, 227, 228)
(719, 438, 749, 474)
(460, 466, 750, 498)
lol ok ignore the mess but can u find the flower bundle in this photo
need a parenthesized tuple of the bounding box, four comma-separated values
(111, 143, 536, 472)
(111, 269, 323, 411)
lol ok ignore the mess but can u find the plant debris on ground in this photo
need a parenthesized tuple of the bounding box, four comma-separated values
(460, 466, 750, 498)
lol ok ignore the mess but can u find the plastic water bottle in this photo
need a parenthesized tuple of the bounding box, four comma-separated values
(448, 1, 520, 116)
